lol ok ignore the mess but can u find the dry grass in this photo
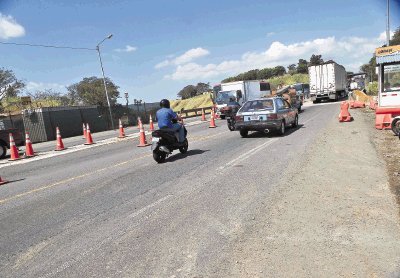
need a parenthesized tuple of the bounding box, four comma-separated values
(170, 93, 213, 112)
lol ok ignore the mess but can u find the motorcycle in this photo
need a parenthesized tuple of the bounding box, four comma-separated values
(151, 119, 188, 163)
(221, 105, 240, 131)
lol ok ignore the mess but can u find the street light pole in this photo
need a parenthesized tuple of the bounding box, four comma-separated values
(96, 34, 115, 130)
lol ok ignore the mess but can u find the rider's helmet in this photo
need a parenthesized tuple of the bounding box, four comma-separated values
(160, 99, 170, 109)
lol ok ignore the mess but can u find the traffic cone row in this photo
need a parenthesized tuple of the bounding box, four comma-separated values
(9, 133, 21, 161)
(84, 123, 95, 145)
(24, 132, 35, 158)
(201, 108, 206, 121)
(149, 115, 155, 131)
(83, 123, 87, 139)
(209, 108, 217, 128)
(55, 127, 66, 151)
(137, 118, 150, 147)
(118, 119, 126, 138)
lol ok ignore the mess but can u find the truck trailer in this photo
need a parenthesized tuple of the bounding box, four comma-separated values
(308, 62, 347, 103)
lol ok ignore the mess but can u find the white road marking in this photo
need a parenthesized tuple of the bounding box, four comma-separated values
(218, 138, 278, 171)
(128, 194, 172, 218)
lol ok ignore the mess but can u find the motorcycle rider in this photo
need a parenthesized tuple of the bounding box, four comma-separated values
(156, 99, 185, 143)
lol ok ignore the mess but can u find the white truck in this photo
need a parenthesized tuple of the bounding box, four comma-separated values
(214, 80, 271, 119)
(308, 62, 347, 103)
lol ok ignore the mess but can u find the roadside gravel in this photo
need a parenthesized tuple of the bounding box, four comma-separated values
(229, 108, 400, 277)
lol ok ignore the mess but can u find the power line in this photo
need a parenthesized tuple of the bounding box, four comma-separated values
(0, 41, 96, 51)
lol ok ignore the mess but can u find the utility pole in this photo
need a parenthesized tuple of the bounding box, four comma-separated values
(386, 0, 390, 46)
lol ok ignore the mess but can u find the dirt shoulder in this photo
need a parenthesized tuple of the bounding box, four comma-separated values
(229, 108, 400, 277)
(363, 108, 400, 207)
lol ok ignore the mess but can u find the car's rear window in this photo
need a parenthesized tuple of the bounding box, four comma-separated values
(240, 99, 274, 112)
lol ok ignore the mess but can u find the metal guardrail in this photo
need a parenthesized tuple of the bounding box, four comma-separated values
(175, 106, 214, 118)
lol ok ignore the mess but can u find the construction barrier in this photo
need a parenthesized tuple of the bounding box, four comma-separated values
(338, 101, 353, 122)
(375, 107, 400, 130)
(349, 100, 366, 109)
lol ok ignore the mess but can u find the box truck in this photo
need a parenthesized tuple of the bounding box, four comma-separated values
(308, 62, 347, 103)
(214, 80, 271, 118)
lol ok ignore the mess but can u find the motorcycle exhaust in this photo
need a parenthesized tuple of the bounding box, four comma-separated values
(159, 146, 171, 153)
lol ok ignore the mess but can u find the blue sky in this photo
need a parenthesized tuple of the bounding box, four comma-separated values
(0, 0, 399, 103)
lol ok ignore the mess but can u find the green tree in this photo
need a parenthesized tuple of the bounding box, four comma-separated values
(67, 76, 120, 106)
(195, 82, 211, 95)
(360, 55, 377, 82)
(309, 54, 324, 66)
(390, 27, 400, 45)
(272, 66, 286, 76)
(257, 68, 274, 80)
(0, 68, 25, 100)
(178, 85, 196, 99)
(297, 59, 308, 74)
(287, 64, 297, 75)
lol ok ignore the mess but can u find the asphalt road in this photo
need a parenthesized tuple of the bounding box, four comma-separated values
(0, 102, 339, 277)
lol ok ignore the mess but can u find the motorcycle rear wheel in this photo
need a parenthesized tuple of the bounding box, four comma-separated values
(179, 139, 188, 154)
(153, 151, 166, 163)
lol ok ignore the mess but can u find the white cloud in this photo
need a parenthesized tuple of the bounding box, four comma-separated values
(115, 45, 137, 52)
(164, 32, 388, 81)
(27, 82, 66, 92)
(378, 30, 395, 42)
(0, 13, 25, 39)
(267, 32, 275, 37)
(155, 47, 210, 69)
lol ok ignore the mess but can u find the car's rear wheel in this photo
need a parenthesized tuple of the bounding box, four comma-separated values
(0, 143, 6, 159)
(278, 120, 285, 136)
(240, 130, 248, 138)
(292, 115, 299, 128)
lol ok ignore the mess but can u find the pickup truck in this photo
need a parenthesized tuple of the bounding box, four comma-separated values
(0, 129, 24, 159)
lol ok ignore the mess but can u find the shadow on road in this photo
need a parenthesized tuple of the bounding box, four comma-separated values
(166, 149, 209, 162)
(243, 124, 305, 139)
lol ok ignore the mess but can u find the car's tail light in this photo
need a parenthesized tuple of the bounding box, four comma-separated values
(268, 113, 278, 119)
(235, 115, 243, 121)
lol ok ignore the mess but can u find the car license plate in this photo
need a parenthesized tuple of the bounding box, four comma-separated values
(251, 115, 258, 120)
(152, 137, 160, 142)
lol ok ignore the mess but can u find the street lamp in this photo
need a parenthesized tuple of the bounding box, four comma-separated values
(96, 34, 115, 130)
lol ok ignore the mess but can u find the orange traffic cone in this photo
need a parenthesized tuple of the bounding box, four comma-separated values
(0, 176, 8, 185)
(201, 108, 206, 121)
(149, 115, 155, 131)
(137, 118, 150, 147)
(84, 123, 95, 145)
(118, 119, 126, 138)
(209, 109, 217, 128)
(82, 123, 87, 139)
(9, 133, 21, 161)
(55, 127, 66, 151)
(24, 131, 35, 158)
